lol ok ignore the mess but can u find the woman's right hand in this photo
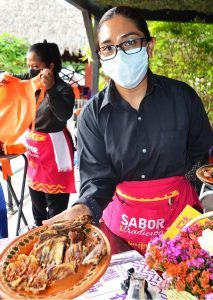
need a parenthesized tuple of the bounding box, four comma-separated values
(0, 72, 10, 86)
(42, 204, 93, 226)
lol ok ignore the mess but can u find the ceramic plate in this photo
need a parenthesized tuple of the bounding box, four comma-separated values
(0, 224, 111, 299)
(196, 164, 213, 186)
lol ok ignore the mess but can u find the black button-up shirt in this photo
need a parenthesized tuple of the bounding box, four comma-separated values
(76, 70, 213, 221)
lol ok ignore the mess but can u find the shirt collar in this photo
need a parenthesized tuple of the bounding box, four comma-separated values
(100, 68, 161, 111)
(146, 68, 160, 94)
(100, 80, 116, 111)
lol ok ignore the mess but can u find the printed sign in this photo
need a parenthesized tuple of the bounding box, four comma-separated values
(163, 205, 202, 239)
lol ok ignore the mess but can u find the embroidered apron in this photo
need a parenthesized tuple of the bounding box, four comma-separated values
(102, 176, 202, 253)
(26, 129, 76, 194)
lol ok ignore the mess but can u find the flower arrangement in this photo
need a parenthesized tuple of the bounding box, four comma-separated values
(145, 220, 213, 299)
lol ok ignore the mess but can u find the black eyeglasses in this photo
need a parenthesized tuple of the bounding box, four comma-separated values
(96, 37, 147, 61)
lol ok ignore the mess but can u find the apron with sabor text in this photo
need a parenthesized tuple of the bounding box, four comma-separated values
(26, 129, 76, 194)
(102, 176, 202, 253)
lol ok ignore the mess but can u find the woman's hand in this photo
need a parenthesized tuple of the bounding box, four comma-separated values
(40, 68, 55, 90)
(42, 204, 92, 226)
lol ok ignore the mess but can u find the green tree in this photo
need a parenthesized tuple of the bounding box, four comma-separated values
(148, 21, 213, 125)
(0, 33, 29, 74)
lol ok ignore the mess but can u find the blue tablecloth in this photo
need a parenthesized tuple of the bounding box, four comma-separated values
(0, 184, 8, 238)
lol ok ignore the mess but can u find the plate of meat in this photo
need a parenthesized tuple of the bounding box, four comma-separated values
(196, 164, 213, 186)
(0, 215, 111, 299)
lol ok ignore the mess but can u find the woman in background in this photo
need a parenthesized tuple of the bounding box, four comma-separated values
(1, 41, 76, 226)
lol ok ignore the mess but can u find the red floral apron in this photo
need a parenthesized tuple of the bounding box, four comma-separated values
(26, 129, 76, 194)
(102, 176, 202, 253)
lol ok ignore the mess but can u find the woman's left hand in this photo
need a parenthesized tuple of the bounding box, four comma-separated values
(40, 68, 55, 90)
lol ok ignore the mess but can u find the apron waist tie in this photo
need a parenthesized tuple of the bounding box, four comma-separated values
(49, 131, 72, 172)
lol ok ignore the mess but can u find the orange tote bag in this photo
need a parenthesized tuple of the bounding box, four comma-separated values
(0, 74, 45, 152)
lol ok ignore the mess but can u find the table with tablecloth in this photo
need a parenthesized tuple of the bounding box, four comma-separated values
(0, 223, 167, 299)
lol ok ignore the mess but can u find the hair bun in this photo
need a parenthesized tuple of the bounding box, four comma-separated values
(43, 39, 47, 43)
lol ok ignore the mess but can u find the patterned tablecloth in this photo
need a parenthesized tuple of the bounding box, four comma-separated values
(77, 250, 167, 300)
(0, 239, 166, 299)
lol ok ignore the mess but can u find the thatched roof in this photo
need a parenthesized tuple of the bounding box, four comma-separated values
(0, 0, 88, 55)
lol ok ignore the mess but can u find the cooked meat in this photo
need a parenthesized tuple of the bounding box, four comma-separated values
(68, 230, 85, 243)
(203, 167, 213, 178)
(84, 234, 100, 253)
(4, 217, 107, 295)
(49, 215, 93, 232)
(5, 254, 48, 294)
(64, 241, 88, 264)
(31, 236, 67, 267)
(25, 268, 48, 294)
(47, 263, 77, 281)
(5, 254, 38, 285)
(37, 229, 59, 244)
(82, 240, 107, 265)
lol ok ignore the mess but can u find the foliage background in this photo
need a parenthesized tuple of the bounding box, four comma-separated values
(0, 21, 212, 124)
(0, 33, 29, 74)
(148, 21, 213, 126)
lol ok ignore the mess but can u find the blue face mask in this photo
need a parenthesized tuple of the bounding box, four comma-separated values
(101, 47, 148, 89)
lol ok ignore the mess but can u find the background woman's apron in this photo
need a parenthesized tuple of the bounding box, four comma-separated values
(26, 129, 76, 194)
(102, 176, 202, 253)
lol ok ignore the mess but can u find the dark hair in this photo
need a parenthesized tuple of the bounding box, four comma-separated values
(97, 6, 151, 43)
(28, 40, 62, 73)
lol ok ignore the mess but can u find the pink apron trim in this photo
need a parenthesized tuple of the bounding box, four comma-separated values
(102, 176, 202, 254)
(26, 129, 76, 194)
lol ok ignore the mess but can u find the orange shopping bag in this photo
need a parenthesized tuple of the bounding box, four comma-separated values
(0, 74, 45, 153)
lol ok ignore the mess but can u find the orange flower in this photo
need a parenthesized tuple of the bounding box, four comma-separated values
(179, 262, 188, 276)
(163, 261, 172, 270)
(167, 265, 179, 277)
(175, 278, 186, 291)
(167, 262, 188, 278)
(192, 284, 204, 296)
(186, 270, 199, 283)
(200, 270, 210, 290)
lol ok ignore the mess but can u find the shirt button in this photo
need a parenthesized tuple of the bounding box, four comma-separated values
(138, 116, 142, 121)
(142, 148, 147, 153)
(141, 174, 146, 179)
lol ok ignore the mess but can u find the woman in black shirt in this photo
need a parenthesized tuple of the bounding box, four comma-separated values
(1, 41, 76, 226)
(44, 7, 212, 253)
